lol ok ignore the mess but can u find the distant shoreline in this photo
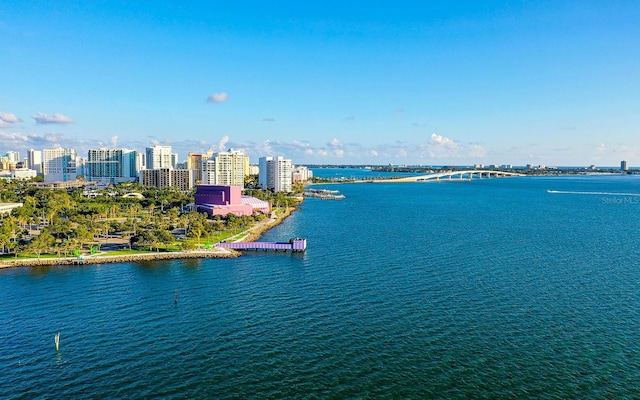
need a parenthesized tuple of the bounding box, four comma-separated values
(0, 207, 296, 270)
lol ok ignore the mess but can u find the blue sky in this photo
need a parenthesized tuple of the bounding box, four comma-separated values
(1, 1, 639, 166)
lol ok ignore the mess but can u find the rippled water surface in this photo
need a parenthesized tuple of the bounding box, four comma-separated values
(2, 174, 640, 398)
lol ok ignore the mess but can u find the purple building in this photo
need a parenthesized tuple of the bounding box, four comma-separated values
(194, 185, 270, 216)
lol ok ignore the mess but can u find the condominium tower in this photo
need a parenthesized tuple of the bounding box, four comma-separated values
(259, 156, 293, 192)
(87, 148, 139, 184)
(145, 145, 173, 170)
(42, 147, 77, 182)
(202, 149, 249, 187)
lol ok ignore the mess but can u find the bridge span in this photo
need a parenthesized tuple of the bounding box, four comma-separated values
(365, 170, 525, 183)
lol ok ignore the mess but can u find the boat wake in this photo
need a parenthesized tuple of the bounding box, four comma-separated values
(547, 190, 640, 196)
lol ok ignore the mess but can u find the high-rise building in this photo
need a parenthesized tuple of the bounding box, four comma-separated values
(87, 148, 139, 184)
(136, 152, 146, 172)
(27, 149, 43, 176)
(202, 149, 249, 187)
(0, 155, 10, 171)
(621, 160, 629, 171)
(186, 152, 213, 183)
(145, 145, 173, 170)
(259, 156, 293, 192)
(292, 166, 313, 182)
(139, 168, 194, 191)
(6, 151, 20, 164)
(42, 148, 77, 182)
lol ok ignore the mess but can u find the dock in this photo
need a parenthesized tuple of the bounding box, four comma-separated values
(304, 189, 345, 200)
(218, 238, 306, 252)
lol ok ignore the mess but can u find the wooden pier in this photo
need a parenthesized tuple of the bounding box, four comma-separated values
(218, 238, 307, 252)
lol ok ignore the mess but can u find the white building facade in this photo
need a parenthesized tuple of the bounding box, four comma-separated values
(292, 165, 313, 182)
(145, 145, 173, 170)
(259, 156, 293, 192)
(27, 149, 43, 176)
(202, 149, 249, 187)
(42, 148, 77, 182)
(87, 148, 139, 184)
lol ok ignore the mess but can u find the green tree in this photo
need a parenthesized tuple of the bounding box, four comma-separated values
(28, 230, 54, 258)
(74, 224, 94, 251)
(187, 220, 204, 247)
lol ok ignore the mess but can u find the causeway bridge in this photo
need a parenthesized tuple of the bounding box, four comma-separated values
(366, 170, 525, 183)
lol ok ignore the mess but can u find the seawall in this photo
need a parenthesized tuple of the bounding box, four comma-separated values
(0, 249, 239, 269)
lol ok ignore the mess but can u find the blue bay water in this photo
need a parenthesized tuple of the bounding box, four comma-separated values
(2, 173, 640, 398)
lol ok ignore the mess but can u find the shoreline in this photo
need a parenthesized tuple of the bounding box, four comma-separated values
(0, 206, 296, 270)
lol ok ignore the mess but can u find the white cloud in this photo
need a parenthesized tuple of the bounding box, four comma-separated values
(327, 138, 345, 157)
(32, 112, 75, 125)
(0, 112, 21, 123)
(258, 139, 273, 155)
(611, 144, 637, 159)
(0, 131, 29, 143)
(111, 135, 119, 147)
(0, 121, 13, 129)
(0, 131, 96, 153)
(290, 140, 314, 156)
(217, 135, 229, 152)
(468, 144, 486, 158)
(207, 92, 229, 103)
(370, 150, 378, 157)
(430, 133, 456, 149)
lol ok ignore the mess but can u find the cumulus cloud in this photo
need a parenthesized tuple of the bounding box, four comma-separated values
(32, 112, 75, 125)
(207, 92, 229, 103)
(217, 135, 230, 152)
(370, 150, 379, 157)
(0, 112, 21, 124)
(0, 131, 29, 143)
(258, 139, 274, 155)
(327, 138, 345, 157)
(0, 121, 13, 129)
(290, 140, 313, 155)
(430, 133, 456, 149)
(468, 144, 486, 158)
(0, 131, 96, 153)
(111, 135, 119, 147)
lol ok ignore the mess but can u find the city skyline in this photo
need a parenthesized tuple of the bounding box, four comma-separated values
(1, 1, 639, 166)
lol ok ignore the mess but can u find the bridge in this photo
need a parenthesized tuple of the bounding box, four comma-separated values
(364, 170, 525, 183)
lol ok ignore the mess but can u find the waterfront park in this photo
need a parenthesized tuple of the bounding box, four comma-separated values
(0, 176, 303, 267)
